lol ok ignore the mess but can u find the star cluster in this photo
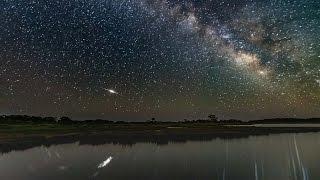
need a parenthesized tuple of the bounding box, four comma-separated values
(0, 0, 319, 121)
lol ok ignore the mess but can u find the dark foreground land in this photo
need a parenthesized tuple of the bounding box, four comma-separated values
(1, 115, 320, 154)
(1, 115, 320, 139)
(2, 122, 320, 139)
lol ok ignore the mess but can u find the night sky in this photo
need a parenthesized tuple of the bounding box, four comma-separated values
(0, 0, 319, 121)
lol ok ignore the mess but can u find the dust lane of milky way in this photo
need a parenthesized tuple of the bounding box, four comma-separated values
(0, 0, 319, 121)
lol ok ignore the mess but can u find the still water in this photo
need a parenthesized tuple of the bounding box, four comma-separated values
(0, 132, 319, 180)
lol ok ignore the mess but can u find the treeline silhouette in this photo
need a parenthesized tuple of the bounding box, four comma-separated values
(1, 115, 320, 124)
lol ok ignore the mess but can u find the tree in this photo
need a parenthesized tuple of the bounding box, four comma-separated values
(43, 117, 57, 123)
(208, 114, 218, 122)
(59, 116, 73, 124)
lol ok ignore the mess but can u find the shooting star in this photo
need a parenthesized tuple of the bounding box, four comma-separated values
(106, 89, 119, 95)
(117, 0, 126, 13)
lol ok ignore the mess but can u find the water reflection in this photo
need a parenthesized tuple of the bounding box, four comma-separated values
(98, 156, 113, 168)
(0, 133, 320, 179)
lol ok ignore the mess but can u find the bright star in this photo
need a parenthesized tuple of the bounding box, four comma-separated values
(258, 70, 265, 75)
(106, 89, 118, 94)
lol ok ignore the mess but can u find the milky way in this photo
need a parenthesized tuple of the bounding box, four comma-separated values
(0, 0, 319, 121)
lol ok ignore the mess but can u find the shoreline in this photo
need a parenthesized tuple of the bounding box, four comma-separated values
(1, 125, 320, 154)
(2, 123, 320, 139)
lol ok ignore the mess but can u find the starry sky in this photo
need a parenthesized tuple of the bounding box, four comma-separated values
(0, 0, 319, 121)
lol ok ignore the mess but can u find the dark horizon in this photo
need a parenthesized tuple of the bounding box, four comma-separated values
(2, 114, 320, 123)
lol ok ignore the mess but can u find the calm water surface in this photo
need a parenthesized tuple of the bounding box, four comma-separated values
(234, 124, 320, 127)
(1, 132, 320, 180)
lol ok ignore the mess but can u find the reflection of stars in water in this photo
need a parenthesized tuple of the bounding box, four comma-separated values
(98, 156, 113, 168)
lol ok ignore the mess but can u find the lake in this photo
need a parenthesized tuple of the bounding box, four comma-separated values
(231, 124, 320, 128)
(0, 132, 319, 180)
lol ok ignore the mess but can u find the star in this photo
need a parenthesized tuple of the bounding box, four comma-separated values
(0, 0, 319, 121)
(106, 89, 118, 95)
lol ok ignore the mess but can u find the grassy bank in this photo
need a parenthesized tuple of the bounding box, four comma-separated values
(1, 122, 320, 140)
